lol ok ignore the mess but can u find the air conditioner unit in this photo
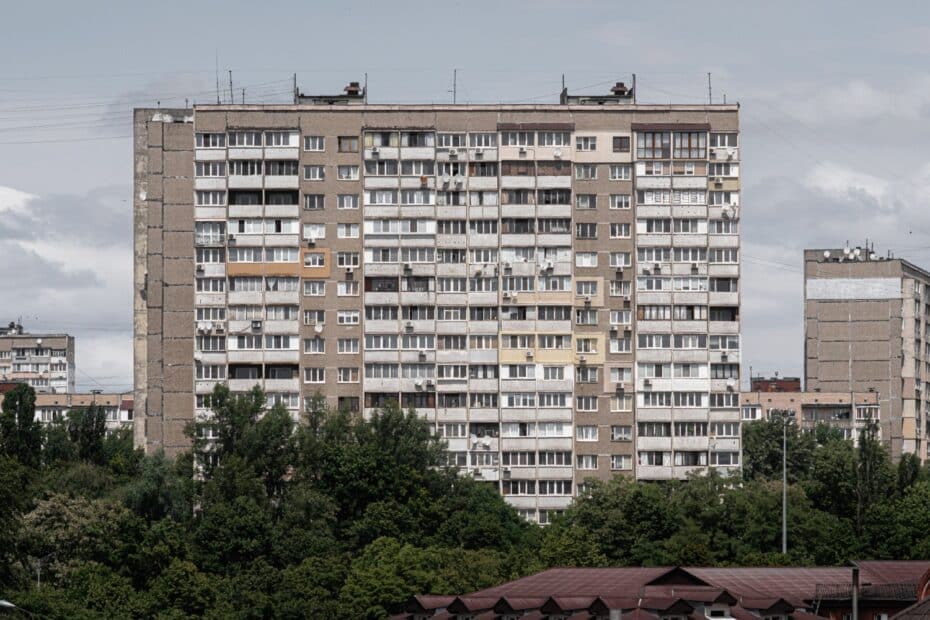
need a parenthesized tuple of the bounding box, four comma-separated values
(454, 175, 464, 186)
(227, 234, 236, 244)
(502, 291, 512, 299)
(546, 260, 554, 270)
(691, 262, 699, 271)
(251, 320, 263, 331)
(418, 349, 427, 358)
(579, 355, 588, 364)
(519, 146, 528, 154)
(195, 264, 205, 274)
(726, 378, 736, 391)
(345, 266, 354, 274)
(615, 266, 624, 274)
(623, 294, 631, 301)
(553, 148, 562, 159)
(643, 266, 651, 274)
(214, 326, 225, 335)
(426, 378, 434, 387)
(475, 268, 482, 276)
(721, 207, 732, 219)
(525, 350, 534, 358)
(721, 351, 729, 360)
(503, 262, 512, 270)
(306, 238, 316, 246)
(415, 380, 423, 389)
(653, 263, 661, 273)
(405, 321, 414, 330)
(583, 295, 592, 304)
(623, 325, 631, 332)
(610, 324, 618, 332)
(643, 378, 652, 386)
(403, 262, 412, 271)
(370, 146, 380, 155)
(448, 148, 459, 158)
(473, 148, 484, 158)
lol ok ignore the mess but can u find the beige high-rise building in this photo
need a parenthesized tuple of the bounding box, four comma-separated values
(134, 82, 741, 522)
(805, 247, 929, 460)
(0, 322, 75, 394)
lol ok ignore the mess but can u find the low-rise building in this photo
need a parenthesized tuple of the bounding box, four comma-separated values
(397, 561, 930, 619)
(0, 390, 133, 432)
(741, 390, 879, 443)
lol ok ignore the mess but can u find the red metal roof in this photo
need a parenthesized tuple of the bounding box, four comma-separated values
(472, 567, 674, 598)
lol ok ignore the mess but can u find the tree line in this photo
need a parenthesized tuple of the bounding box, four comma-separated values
(2, 382, 930, 618)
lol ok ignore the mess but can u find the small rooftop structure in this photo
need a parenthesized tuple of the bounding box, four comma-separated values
(560, 81, 635, 105)
(295, 81, 366, 105)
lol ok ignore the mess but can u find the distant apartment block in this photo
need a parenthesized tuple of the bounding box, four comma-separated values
(741, 389, 879, 443)
(134, 82, 741, 521)
(805, 247, 929, 460)
(0, 322, 75, 394)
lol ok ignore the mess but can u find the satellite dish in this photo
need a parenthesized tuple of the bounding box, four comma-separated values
(823, 251, 831, 259)
(553, 149, 562, 158)
(314, 324, 323, 334)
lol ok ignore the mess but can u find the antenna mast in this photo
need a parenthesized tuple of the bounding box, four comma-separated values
(707, 72, 712, 104)
(215, 51, 220, 104)
(228, 70, 234, 104)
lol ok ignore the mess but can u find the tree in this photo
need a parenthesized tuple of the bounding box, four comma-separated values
(741, 418, 816, 483)
(66, 405, 107, 465)
(854, 420, 893, 535)
(0, 383, 42, 467)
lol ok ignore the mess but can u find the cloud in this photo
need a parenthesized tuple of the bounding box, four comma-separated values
(0, 184, 131, 392)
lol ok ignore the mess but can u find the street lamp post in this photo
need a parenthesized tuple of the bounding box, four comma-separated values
(770, 408, 796, 554)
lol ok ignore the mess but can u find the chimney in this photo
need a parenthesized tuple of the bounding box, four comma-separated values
(611, 82, 629, 96)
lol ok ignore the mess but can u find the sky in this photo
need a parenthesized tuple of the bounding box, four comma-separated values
(0, 0, 929, 391)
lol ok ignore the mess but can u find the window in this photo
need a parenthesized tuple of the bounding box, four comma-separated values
(610, 164, 631, 180)
(612, 136, 631, 152)
(710, 452, 740, 466)
(337, 367, 359, 383)
(576, 395, 598, 411)
(265, 160, 298, 176)
(337, 165, 359, 180)
(609, 194, 631, 209)
(576, 136, 597, 151)
(229, 160, 262, 176)
(710, 133, 738, 148)
(575, 164, 597, 180)
(337, 223, 359, 239)
(673, 132, 706, 158)
(195, 191, 226, 207)
(611, 455, 632, 470)
(460, 133, 495, 149)
(304, 165, 325, 181)
(332, 194, 358, 211)
(575, 252, 598, 268)
(195, 161, 226, 177)
(537, 131, 570, 146)
(228, 131, 262, 147)
(576, 425, 598, 441)
(501, 131, 534, 146)
(337, 281, 360, 296)
(338, 136, 359, 152)
(304, 368, 325, 383)
(611, 425, 632, 441)
(304, 135, 324, 151)
(610, 223, 631, 238)
(710, 422, 740, 437)
(636, 132, 670, 158)
(195, 133, 225, 148)
(265, 131, 297, 147)
(437, 133, 466, 147)
(576, 455, 598, 470)
(575, 194, 597, 210)
(337, 310, 360, 325)
(303, 223, 326, 240)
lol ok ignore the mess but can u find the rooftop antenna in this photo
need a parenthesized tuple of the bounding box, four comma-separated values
(707, 72, 712, 104)
(215, 51, 220, 104)
(293, 73, 298, 104)
(632, 73, 637, 103)
(449, 68, 458, 104)
(228, 70, 234, 104)
(241, 88, 245, 104)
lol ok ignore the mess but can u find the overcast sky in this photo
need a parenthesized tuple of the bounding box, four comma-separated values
(1, 1, 928, 391)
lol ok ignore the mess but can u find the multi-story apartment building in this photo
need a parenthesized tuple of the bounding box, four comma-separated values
(0, 322, 75, 394)
(134, 82, 741, 521)
(741, 389, 880, 443)
(805, 247, 930, 461)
